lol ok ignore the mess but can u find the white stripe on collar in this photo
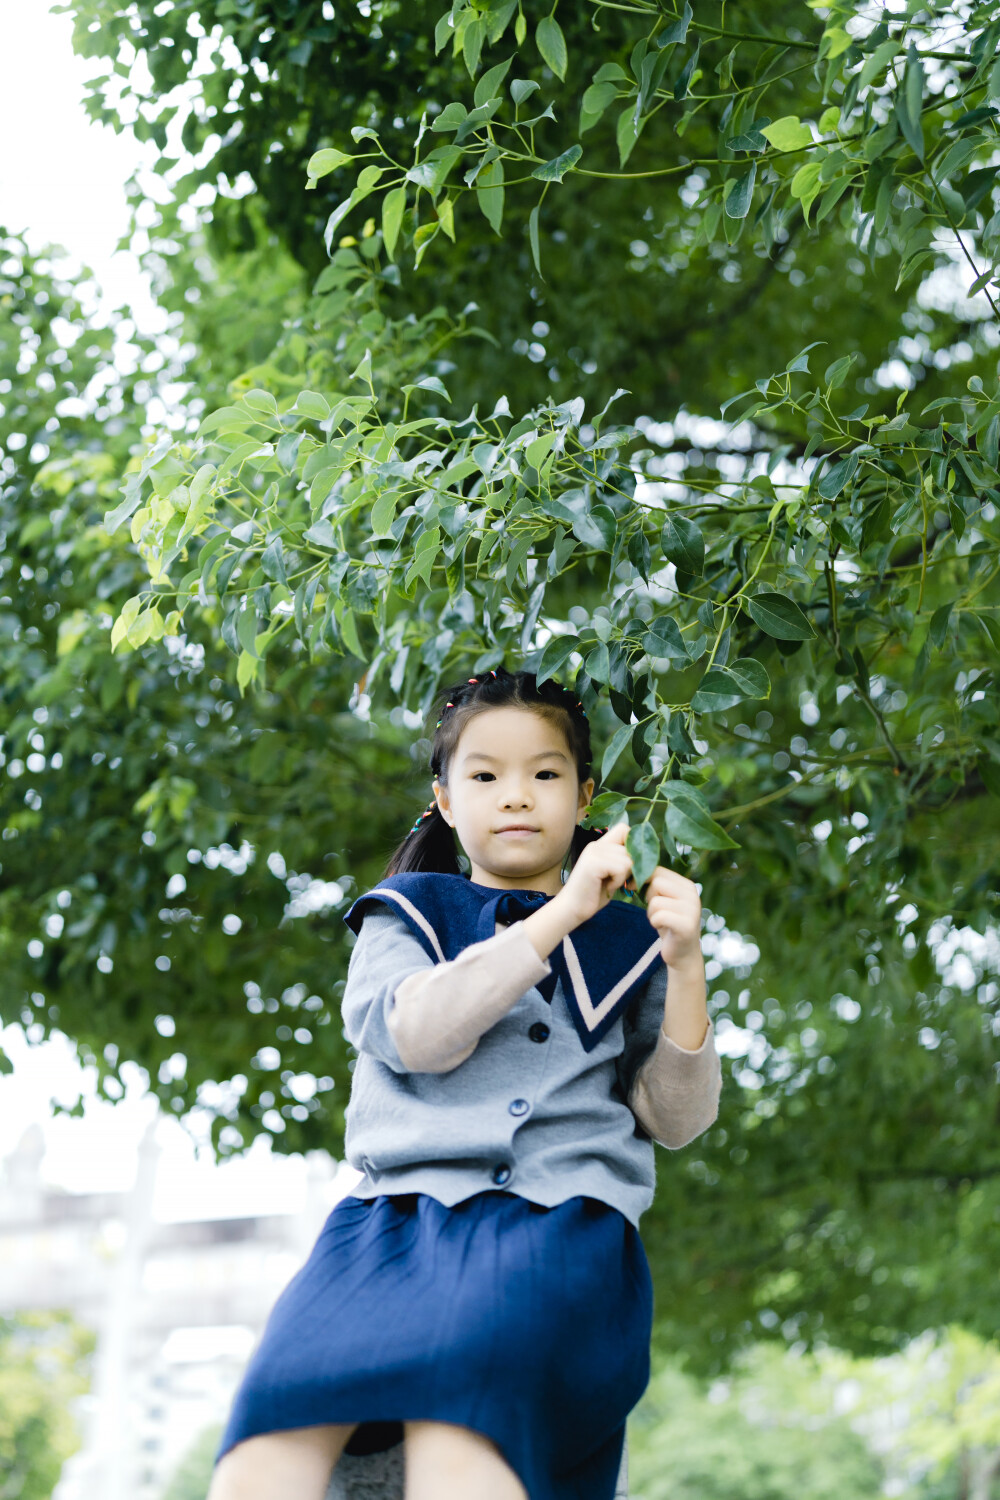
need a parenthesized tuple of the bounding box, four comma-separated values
(563, 934, 663, 1032)
(363, 887, 446, 962)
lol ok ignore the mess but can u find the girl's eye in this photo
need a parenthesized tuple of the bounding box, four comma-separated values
(471, 771, 558, 782)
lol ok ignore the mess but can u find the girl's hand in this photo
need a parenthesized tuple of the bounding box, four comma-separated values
(645, 865, 703, 970)
(558, 821, 635, 926)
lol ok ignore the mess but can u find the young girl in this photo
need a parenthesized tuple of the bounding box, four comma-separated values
(209, 665, 722, 1500)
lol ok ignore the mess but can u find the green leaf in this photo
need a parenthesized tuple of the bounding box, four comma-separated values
(690, 658, 769, 713)
(371, 490, 398, 536)
(673, 42, 700, 100)
(725, 122, 770, 154)
(858, 38, 901, 90)
(526, 430, 558, 467)
(435, 9, 453, 53)
(977, 412, 1000, 470)
(759, 116, 813, 152)
(785, 341, 825, 374)
(305, 147, 354, 185)
(724, 163, 756, 219)
(323, 166, 386, 253)
(643, 617, 689, 662)
(337, 602, 366, 659)
(928, 601, 953, 649)
(790, 161, 823, 223)
(474, 55, 513, 107)
(293, 390, 331, 419)
(404, 525, 441, 590)
(690, 669, 746, 713)
(626, 821, 661, 891)
(660, 514, 705, 575)
(303, 518, 339, 550)
(745, 590, 815, 640)
(616, 104, 641, 167)
(236, 649, 259, 694)
(103, 479, 144, 535)
(349, 348, 373, 386)
(463, 16, 485, 76)
(486, 0, 517, 43)
(528, 203, 543, 277)
(477, 157, 505, 234)
(536, 632, 580, 685)
(260, 536, 287, 586)
(531, 145, 582, 183)
(197, 407, 259, 440)
(431, 101, 468, 133)
(585, 642, 611, 683)
(237, 600, 262, 659)
(511, 78, 541, 105)
(111, 594, 143, 652)
(895, 45, 925, 161)
(242, 388, 278, 413)
(724, 657, 770, 698)
(602, 721, 634, 782)
(580, 80, 618, 134)
(381, 184, 406, 259)
(402, 374, 452, 403)
(413, 222, 439, 267)
(660, 1, 692, 46)
(536, 15, 567, 80)
(824, 354, 858, 391)
(664, 785, 739, 850)
(816, 450, 860, 499)
(438, 194, 456, 241)
(820, 26, 851, 59)
(407, 146, 462, 199)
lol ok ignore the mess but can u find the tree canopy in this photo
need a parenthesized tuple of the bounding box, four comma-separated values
(2, 0, 998, 1374)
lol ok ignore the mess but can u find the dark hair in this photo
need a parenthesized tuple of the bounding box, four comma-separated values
(381, 664, 609, 880)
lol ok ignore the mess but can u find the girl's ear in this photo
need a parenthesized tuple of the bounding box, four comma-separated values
(432, 778, 453, 828)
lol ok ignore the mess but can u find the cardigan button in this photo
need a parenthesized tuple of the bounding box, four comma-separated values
(491, 1163, 512, 1185)
(508, 1098, 529, 1117)
(528, 1022, 550, 1043)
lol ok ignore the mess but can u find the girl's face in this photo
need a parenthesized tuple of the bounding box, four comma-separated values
(432, 706, 595, 897)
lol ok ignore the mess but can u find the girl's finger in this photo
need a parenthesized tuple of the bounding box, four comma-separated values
(648, 869, 696, 894)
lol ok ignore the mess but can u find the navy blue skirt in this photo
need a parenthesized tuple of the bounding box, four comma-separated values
(216, 1190, 653, 1500)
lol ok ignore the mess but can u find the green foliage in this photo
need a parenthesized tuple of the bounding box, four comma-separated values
(105, 282, 1000, 901)
(222, 0, 1000, 317)
(0, 233, 426, 1154)
(816, 1326, 1000, 1497)
(630, 1343, 884, 1500)
(0, 1311, 94, 1500)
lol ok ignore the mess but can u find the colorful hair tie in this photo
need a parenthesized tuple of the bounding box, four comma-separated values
(409, 798, 438, 832)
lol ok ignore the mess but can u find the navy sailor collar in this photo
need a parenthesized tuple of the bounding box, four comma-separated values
(343, 871, 665, 1053)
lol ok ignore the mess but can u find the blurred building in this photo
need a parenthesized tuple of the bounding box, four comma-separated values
(0, 1118, 351, 1499)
